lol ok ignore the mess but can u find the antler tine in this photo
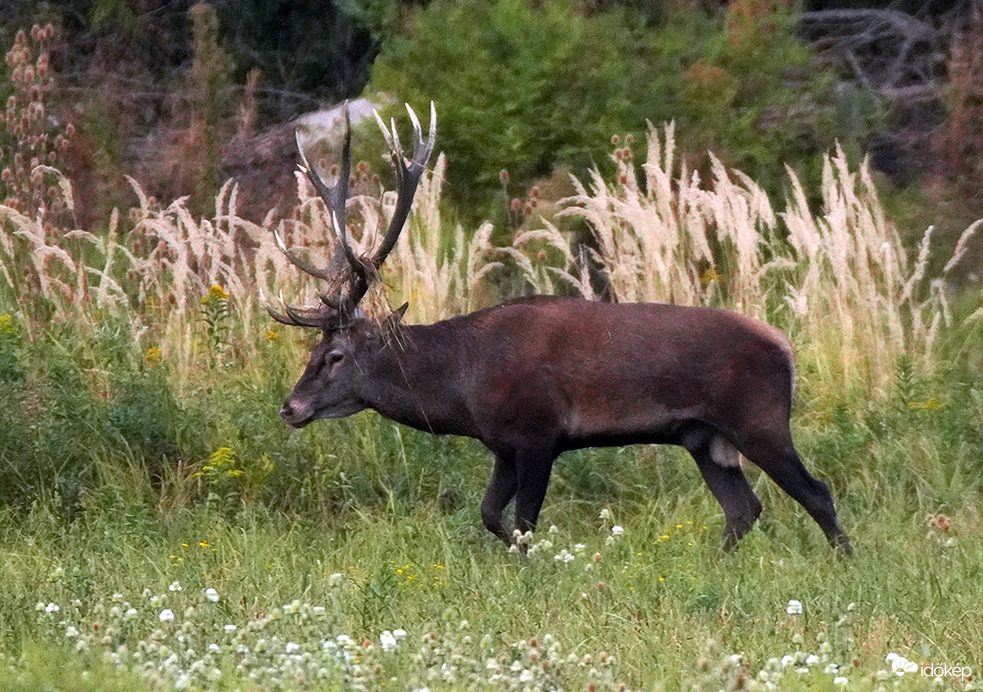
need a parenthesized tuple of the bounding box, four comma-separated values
(265, 296, 324, 328)
(265, 303, 297, 326)
(406, 101, 437, 165)
(368, 102, 437, 271)
(273, 227, 335, 282)
(283, 301, 326, 328)
(294, 107, 368, 288)
(373, 109, 395, 153)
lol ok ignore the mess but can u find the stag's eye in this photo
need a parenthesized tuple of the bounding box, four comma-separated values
(327, 351, 344, 366)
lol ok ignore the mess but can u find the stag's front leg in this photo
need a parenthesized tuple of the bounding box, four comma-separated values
(481, 452, 517, 543)
(514, 449, 556, 538)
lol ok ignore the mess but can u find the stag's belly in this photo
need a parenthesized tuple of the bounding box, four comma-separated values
(562, 398, 706, 450)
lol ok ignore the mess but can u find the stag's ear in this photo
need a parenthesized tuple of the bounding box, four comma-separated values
(381, 302, 409, 334)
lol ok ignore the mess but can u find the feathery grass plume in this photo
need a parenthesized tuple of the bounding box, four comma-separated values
(519, 126, 980, 397)
(383, 154, 510, 321)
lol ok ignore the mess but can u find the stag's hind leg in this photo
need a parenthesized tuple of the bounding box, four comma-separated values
(735, 426, 853, 555)
(686, 433, 762, 550)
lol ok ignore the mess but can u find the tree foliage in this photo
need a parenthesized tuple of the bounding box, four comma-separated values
(369, 0, 847, 216)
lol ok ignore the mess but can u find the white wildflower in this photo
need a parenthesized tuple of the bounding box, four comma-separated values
(380, 631, 398, 652)
(44, 602, 59, 613)
(599, 508, 612, 521)
(833, 676, 849, 685)
(65, 626, 79, 638)
(168, 581, 182, 592)
(204, 588, 219, 602)
(393, 629, 407, 640)
(285, 641, 300, 654)
(159, 609, 175, 623)
(224, 624, 236, 632)
(327, 572, 343, 587)
(786, 599, 803, 615)
(611, 525, 624, 536)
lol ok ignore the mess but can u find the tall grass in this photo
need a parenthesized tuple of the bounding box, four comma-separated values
(4, 122, 980, 399)
(2, 119, 983, 691)
(2, 120, 982, 514)
(515, 124, 981, 396)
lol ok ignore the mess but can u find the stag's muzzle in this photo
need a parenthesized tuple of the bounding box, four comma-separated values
(280, 397, 314, 427)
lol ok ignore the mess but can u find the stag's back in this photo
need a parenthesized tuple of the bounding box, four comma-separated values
(445, 297, 795, 445)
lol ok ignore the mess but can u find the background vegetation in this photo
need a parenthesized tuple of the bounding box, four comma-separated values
(2, 1, 983, 690)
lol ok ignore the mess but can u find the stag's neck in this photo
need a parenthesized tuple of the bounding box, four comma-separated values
(362, 323, 477, 437)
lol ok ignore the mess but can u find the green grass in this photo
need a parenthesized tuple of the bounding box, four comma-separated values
(1, 402, 981, 690)
(1, 312, 981, 690)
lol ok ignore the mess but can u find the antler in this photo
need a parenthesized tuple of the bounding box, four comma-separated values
(271, 101, 436, 326)
(369, 101, 437, 275)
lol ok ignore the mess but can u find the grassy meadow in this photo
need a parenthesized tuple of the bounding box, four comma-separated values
(1, 124, 983, 690)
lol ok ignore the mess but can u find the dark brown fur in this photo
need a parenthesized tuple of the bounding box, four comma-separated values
(281, 296, 852, 554)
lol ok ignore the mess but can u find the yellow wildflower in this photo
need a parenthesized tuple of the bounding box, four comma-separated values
(0, 314, 12, 335)
(144, 347, 162, 367)
(700, 267, 722, 286)
(209, 284, 229, 300)
(265, 329, 279, 341)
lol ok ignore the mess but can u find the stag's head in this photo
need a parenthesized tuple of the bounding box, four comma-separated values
(270, 103, 435, 427)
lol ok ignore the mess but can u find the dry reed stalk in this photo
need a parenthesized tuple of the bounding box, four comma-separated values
(523, 128, 980, 395)
(3, 131, 980, 400)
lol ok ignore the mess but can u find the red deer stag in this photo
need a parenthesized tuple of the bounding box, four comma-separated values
(270, 104, 853, 555)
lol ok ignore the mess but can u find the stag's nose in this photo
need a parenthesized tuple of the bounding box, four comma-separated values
(280, 398, 311, 427)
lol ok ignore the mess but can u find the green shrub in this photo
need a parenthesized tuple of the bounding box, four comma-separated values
(368, 0, 858, 218)
(369, 0, 674, 218)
